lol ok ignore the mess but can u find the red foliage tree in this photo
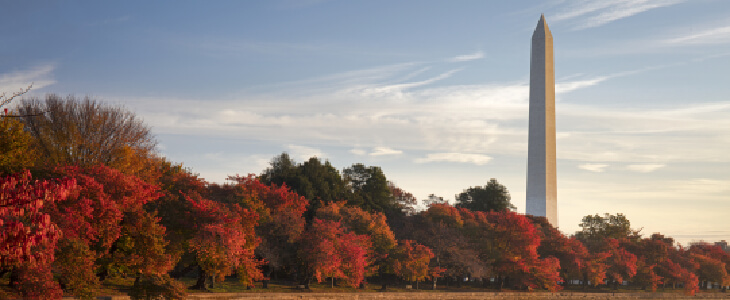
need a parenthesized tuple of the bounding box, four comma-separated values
(0, 170, 75, 299)
(186, 194, 264, 288)
(486, 211, 562, 291)
(622, 235, 672, 292)
(529, 216, 589, 286)
(213, 174, 309, 287)
(688, 242, 730, 289)
(43, 165, 174, 298)
(316, 202, 396, 283)
(603, 238, 638, 289)
(403, 204, 475, 289)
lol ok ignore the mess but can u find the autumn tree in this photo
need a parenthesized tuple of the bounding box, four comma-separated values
(298, 218, 371, 288)
(145, 161, 208, 281)
(575, 213, 639, 290)
(392, 240, 440, 289)
(485, 211, 561, 291)
(42, 165, 179, 299)
(529, 216, 590, 286)
(688, 243, 730, 290)
(16, 95, 158, 180)
(621, 234, 672, 292)
(186, 194, 264, 289)
(403, 204, 483, 288)
(660, 242, 700, 295)
(316, 202, 397, 288)
(224, 174, 309, 287)
(148, 164, 264, 290)
(455, 178, 515, 212)
(0, 117, 37, 175)
(0, 171, 75, 299)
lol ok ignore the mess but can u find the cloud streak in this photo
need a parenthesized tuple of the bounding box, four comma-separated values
(552, 0, 685, 30)
(626, 164, 665, 173)
(370, 147, 403, 156)
(447, 51, 485, 62)
(123, 59, 730, 172)
(0, 64, 56, 94)
(415, 153, 493, 165)
(579, 163, 609, 172)
(664, 25, 730, 45)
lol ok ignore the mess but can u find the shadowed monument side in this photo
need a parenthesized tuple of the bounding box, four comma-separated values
(526, 14, 558, 226)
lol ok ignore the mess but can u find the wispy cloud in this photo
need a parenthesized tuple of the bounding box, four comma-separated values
(125, 58, 730, 171)
(664, 25, 730, 45)
(579, 163, 609, 172)
(0, 64, 56, 93)
(370, 147, 403, 156)
(355, 69, 462, 99)
(447, 51, 485, 62)
(350, 148, 367, 156)
(287, 145, 324, 161)
(626, 164, 665, 173)
(415, 153, 492, 165)
(552, 0, 685, 30)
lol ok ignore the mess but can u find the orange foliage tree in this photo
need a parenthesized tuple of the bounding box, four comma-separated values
(392, 240, 442, 289)
(299, 218, 371, 288)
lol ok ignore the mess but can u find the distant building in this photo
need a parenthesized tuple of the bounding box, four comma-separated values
(715, 240, 728, 252)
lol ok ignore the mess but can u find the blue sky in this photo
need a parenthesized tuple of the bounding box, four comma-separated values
(2, 0, 729, 245)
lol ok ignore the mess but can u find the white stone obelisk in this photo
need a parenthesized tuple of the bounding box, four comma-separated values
(526, 14, 558, 226)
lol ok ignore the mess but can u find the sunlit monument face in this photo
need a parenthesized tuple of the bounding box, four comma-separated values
(526, 15, 558, 226)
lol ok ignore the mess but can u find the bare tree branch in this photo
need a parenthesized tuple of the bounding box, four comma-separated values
(0, 83, 33, 109)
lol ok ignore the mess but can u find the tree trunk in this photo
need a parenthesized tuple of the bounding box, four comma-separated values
(192, 268, 208, 290)
(262, 267, 272, 289)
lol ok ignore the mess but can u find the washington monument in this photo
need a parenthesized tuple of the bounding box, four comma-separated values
(526, 14, 558, 226)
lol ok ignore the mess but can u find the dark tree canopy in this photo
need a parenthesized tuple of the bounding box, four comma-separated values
(455, 178, 515, 212)
(343, 163, 400, 214)
(261, 154, 405, 216)
(574, 213, 638, 242)
(260, 153, 349, 219)
(17, 95, 156, 175)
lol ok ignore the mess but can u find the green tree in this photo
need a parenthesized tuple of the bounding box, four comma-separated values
(455, 178, 515, 212)
(261, 154, 349, 219)
(574, 213, 637, 243)
(344, 163, 400, 214)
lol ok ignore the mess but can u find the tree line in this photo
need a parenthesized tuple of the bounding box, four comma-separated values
(2, 95, 729, 299)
